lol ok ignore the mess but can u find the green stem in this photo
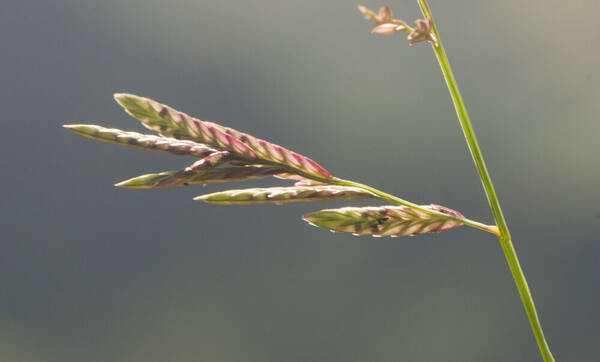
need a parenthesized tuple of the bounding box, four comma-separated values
(417, 1, 554, 361)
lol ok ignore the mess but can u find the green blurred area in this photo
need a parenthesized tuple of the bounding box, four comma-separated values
(1, 0, 598, 361)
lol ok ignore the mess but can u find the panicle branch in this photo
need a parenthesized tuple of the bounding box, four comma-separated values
(195, 186, 375, 205)
(63, 124, 218, 158)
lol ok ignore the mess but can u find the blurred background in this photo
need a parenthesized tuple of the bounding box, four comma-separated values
(1, 0, 598, 361)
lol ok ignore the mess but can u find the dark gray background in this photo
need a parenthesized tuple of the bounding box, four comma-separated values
(1, 0, 598, 361)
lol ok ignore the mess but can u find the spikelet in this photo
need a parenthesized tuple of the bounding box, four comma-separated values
(116, 166, 286, 189)
(303, 204, 464, 237)
(357, 5, 378, 22)
(358, 5, 392, 25)
(63, 124, 219, 158)
(194, 186, 374, 205)
(186, 151, 230, 171)
(113, 93, 332, 180)
(117, 151, 228, 188)
(372, 23, 406, 35)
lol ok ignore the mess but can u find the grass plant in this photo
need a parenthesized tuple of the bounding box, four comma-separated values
(64, 1, 554, 359)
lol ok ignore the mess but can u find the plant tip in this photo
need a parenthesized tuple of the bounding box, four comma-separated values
(113, 93, 136, 106)
(357, 5, 376, 21)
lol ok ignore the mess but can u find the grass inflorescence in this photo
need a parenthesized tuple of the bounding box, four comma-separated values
(63, 2, 555, 360)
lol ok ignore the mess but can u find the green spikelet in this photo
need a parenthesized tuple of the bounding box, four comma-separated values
(303, 204, 464, 237)
(116, 166, 286, 189)
(115, 171, 178, 189)
(113, 93, 332, 180)
(62, 124, 219, 157)
(194, 186, 374, 205)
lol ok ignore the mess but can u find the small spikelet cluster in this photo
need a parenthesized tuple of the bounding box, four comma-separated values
(358, 5, 438, 47)
(64, 92, 469, 239)
(195, 186, 374, 205)
(303, 204, 464, 237)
